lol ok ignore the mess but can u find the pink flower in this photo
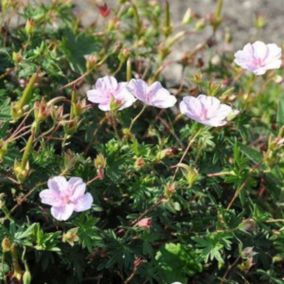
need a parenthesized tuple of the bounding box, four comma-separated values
(179, 95, 238, 127)
(234, 41, 282, 75)
(135, 217, 152, 229)
(97, 3, 111, 17)
(87, 76, 136, 111)
(127, 79, 177, 108)
(39, 176, 93, 221)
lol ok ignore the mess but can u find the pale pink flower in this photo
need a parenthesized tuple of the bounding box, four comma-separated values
(179, 95, 238, 127)
(127, 79, 177, 108)
(135, 217, 152, 229)
(234, 41, 282, 75)
(87, 76, 136, 111)
(39, 176, 93, 221)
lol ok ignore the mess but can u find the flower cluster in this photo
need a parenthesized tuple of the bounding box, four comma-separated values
(40, 41, 282, 221)
(87, 76, 238, 127)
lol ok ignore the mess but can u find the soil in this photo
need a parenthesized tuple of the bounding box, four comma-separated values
(72, 0, 284, 81)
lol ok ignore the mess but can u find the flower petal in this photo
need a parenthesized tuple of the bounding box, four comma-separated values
(127, 79, 148, 103)
(87, 89, 109, 104)
(149, 82, 176, 108)
(116, 83, 137, 110)
(252, 41, 269, 60)
(74, 193, 93, 212)
(51, 204, 74, 221)
(95, 76, 118, 90)
(48, 176, 68, 192)
(198, 95, 220, 119)
(39, 189, 62, 207)
(180, 96, 202, 119)
(68, 178, 86, 201)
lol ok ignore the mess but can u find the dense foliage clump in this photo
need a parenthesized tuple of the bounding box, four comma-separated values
(0, 0, 284, 283)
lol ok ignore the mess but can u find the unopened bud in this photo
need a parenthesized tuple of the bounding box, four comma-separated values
(25, 19, 35, 36)
(195, 19, 205, 31)
(50, 105, 64, 122)
(164, 182, 176, 199)
(0, 139, 8, 162)
(97, 3, 111, 17)
(94, 154, 106, 170)
(2, 237, 11, 252)
(134, 157, 145, 170)
(62, 227, 79, 246)
(62, 119, 78, 135)
(239, 218, 256, 232)
(34, 98, 49, 122)
(23, 269, 32, 284)
(118, 48, 130, 62)
(156, 147, 179, 160)
(94, 154, 106, 179)
(12, 51, 23, 63)
(182, 8, 192, 25)
(84, 54, 97, 71)
(135, 217, 152, 229)
(255, 14, 266, 29)
(14, 160, 30, 183)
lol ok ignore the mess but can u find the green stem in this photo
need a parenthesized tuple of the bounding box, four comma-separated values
(111, 111, 120, 140)
(18, 72, 38, 109)
(128, 105, 147, 132)
(20, 122, 39, 169)
(11, 245, 22, 280)
(126, 58, 132, 81)
(163, 0, 172, 37)
(172, 126, 203, 180)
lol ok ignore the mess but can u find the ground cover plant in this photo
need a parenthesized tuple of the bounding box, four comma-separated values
(0, 0, 284, 283)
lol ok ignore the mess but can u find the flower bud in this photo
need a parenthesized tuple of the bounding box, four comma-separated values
(97, 3, 111, 17)
(134, 157, 145, 170)
(255, 14, 266, 29)
(62, 119, 78, 135)
(118, 48, 130, 62)
(164, 182, 176, 199)
(135, 217, 152, 229)
(0, 139, 8, 162)
(84, 54, 97, 71)
(2, 237, 11, 253)
(195, 19, 205, 31)
(12, 51, 23, 63)
(50, 105, 64, 122)
(0, 193, 5, 210)
(156, 147, 179, 161)
(94, 154, 106, 179)
(25, 19, 35, 36)
(14, 160, 30, 183)
(23, 269, 32, 284)
(182, 8, 192, 25)
(62, 227, 79, 246)
(34, 98, 49, 122)
(239, 218, 256, 233)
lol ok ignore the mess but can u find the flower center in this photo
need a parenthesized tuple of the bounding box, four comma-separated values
(61, 192, 72, 205)
(252, 57, 264, 67)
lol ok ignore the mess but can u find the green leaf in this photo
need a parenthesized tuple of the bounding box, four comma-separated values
(238, 143, 263, 164)
(154, 243, 202, 283)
